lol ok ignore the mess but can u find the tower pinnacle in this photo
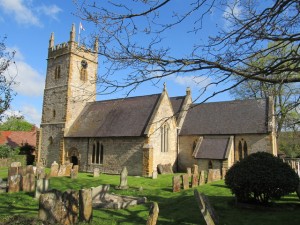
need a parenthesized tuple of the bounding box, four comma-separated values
(49, 32, 54, 48)
(70, 23, 75, 42)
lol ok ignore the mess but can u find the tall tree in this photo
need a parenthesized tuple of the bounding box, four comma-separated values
(0, 37, 15, 118)
(230, 42, 300, 136)
(74, 0, 300, 100)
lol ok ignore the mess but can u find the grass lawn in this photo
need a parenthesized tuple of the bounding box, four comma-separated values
(0, 167, 299, 225)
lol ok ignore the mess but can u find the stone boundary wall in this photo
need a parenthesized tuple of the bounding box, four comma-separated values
(0, 156, 27, 168)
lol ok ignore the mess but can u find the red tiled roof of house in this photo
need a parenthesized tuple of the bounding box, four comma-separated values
(0, 128, 37, 148)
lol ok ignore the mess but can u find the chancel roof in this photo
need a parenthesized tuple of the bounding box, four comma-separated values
(66, 94, 161, 137)
(180, 99, 269, 135)
(194, 136, 230, 159)
(170, 96, 185, 119)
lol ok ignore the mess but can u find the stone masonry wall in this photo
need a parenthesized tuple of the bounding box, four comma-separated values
(147, 92, 178, 172)
(65, 137, 145, 176)
(178, 135, 199, 172)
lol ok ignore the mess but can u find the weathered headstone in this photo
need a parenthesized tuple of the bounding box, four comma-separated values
(191, 174, 199, 188)
(79, 188, 93, 223)
(8, 166, 18, 177)
(199, 170, 206, 185)
(65, 163, 73, 176)
(187, 167, 192, 177)
(39, 189, 79, 225)
(11, 161, 21, 168)
(93, 168, 100, 177)
(71, 165, 79, 179)
(207, 169, 221, 183)
(91, 185, 110, 201)
(192, 164, 199, 175)
(21, 173, 35, 192)
(35, 178, 50, 199)
(182, 174, 190, 190)
(26, 165, 35, 174)
(36, 166, 46, 179)
(50, 161, 59, 177)
(146, 202, 159, 225)
(116, 167, 129, 189)
(8, 175, 21, 193)
(157, 164, 173, 174)
(152, 170, 158, 179)
(18, 166, 26, 176)
(58, 164, 67, 177)
(172, 175, 181, 192)
(194, 189, 219, 225)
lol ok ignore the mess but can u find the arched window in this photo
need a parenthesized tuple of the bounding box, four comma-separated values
(92, 141, 104, 164)
(48, 136, 53, 145)
(55, 65, 61, 79)
(243, 141, 248, 158)
(161, 123, 169, 152)
(80, 68, 87, 81)
(238, 141, 243, 161)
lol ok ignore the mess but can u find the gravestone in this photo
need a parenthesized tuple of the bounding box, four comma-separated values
(187, 168, 192, 177)
(58, 164, 67, 177)
(65, 163, 73, 176)
(21, 173, 35, 192)
(79, 188, 93, 223)
(172, 175, 181, 192)
(71, 165, 79, 179)
(8, 175, 21, 193)
(11, 161, 21, 167)
(26, 165, 34, 174)
(191, 174, 199, 188)
(192, 164, 199, 175)
(91, 185, 110, 201)
(39, 189, 79, 225)
(194, 189, 219, 225)
(35, 178, 50, 199)
(207, 169, 221, 183)
(182, 174, 190, 190)
(116, 167, 128, 189)
(93, 168, 100, 177)
(199, 170, 206, 185)
(50, 161, 59, 177)
(18, 166, 26, 176)
(8, 166, 18, 177)
(157, 164, 173, 174)
(36, 166, 46, 179)
(152, 170, 158, 179)
(146, 202, 159, 225)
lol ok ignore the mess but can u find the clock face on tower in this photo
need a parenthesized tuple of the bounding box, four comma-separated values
(81, 60, 88, 69)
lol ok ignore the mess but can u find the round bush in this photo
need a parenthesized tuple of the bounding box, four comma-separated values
(225, 152, 299, 204)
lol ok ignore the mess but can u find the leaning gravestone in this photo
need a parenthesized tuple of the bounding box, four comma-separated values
(146, 202, 159, 225)
(58, 164, 67, 177)
(157, 164, 173, 174)
(207, 169, 221, 183)
(116, 167, 129, 189)
(65, 163, 73, 176)
(71, 165, 79, 179)
(194, 189, 219, 225)
(35, 178, 50, 199)
(172, 175, 181, 192)
(182, 174, 190, 190)
(8, 175, 21, 193)
(79, 188, 93, 223)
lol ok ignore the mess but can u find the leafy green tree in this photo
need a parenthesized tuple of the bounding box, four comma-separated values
(0, 144, 19, 158)
(0, 116, 33, 131)
(230, 42, 300, 136)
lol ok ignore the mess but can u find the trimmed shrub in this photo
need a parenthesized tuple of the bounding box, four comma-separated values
(225, 152, 299, 204)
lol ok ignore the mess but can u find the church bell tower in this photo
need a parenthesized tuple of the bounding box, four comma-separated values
(38, 24, 98, 166)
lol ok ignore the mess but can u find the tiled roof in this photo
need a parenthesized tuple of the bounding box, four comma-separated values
(170, 96, 185, 119)
(0, 129, 37, 148)
(180, 99, 269, 135)
(66, 94, 161, 137)
(194, 136, 230, 159)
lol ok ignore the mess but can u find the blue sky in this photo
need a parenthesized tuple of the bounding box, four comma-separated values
(0, 0, 235, 126)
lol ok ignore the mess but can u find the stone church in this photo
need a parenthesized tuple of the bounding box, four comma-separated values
(37, 25, 277, 176)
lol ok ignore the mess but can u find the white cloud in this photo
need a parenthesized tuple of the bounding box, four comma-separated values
(20, 105, 41, 126)
(223, 1, 242, 29)
(4, 46, 45, 96)
(36, 4, 62, 21)
(172, 75, 211, 88)
(0, 0, 62, 26)
(0, 0, 41, 26)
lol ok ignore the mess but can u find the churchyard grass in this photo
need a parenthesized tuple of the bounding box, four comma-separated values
(0, 168, 299, 224)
